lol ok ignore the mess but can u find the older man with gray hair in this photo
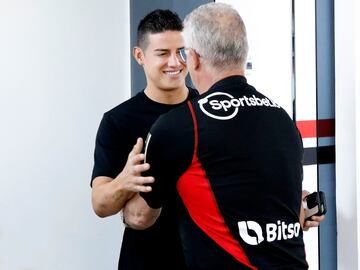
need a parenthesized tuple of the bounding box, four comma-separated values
(127, 3, 308, 269)
(181, 2, 249, 94)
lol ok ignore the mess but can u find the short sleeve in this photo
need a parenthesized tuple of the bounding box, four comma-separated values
(91, 113, 130, 186)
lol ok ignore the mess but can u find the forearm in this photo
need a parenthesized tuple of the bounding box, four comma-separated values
(123, 193, 161, 230)
(92, 176, 135, 217)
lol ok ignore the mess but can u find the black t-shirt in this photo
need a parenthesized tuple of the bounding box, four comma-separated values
(141, 76, 308, 270)
(92, 88, 198, 270)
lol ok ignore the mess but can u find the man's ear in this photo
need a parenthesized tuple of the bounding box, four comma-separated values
(189, 48, 200, 70)
(133, 47, 144, 66)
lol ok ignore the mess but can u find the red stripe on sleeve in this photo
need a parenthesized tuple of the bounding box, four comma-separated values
(187, 101, 198, 157)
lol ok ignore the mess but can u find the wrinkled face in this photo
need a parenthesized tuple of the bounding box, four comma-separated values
(139, 31, 188, 92)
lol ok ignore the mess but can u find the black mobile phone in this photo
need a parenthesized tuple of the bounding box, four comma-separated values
(303, 191, 327, 221)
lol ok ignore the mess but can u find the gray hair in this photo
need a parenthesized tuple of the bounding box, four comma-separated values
(183, 3, 248, 70)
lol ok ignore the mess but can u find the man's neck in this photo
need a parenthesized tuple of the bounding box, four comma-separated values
(144, 85, 189, 105)
(209, 69, 245, 88)
(198, 68, 245, 94)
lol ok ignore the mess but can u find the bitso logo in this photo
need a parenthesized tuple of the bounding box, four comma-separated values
(238, 220, 301, 246)
(238, 221, 264, 245)
(198, 91, 280, 120)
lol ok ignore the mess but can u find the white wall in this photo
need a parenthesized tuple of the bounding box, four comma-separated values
(217, 0, 293, 117)
(335, 0, 360, 268)
(0, 1, 130, 269)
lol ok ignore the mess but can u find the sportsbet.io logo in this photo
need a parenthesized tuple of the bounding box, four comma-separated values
(198, 92, 280, 120)
(238, 220, 301, 246)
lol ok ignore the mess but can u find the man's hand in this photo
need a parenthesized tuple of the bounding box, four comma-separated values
(116, 137, 154, 193)
(91, 138, 154, 217)
(300, 190, 326, 231)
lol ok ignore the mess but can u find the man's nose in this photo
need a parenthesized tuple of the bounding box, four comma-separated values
(168, 53, 182, 66)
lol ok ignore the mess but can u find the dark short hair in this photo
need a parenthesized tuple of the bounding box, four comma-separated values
(137, 9, 183, 49)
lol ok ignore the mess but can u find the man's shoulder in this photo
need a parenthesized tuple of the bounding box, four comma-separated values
(103, 91, 145, 118)
(153, 102, 192, 135)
